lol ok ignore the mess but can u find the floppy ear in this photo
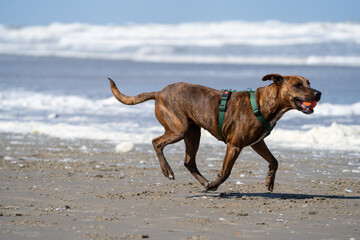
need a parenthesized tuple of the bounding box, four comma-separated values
(262, 73, 283, 84)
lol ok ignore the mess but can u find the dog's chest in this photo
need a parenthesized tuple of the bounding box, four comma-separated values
(269, 109, 287, 126)
(249, 132, 268, 146)
(249, 109, 286, 146)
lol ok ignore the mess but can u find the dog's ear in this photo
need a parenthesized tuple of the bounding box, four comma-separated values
(262, 73, 283, 84)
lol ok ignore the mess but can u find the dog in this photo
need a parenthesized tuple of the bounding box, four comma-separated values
(109, 74, 321, 192)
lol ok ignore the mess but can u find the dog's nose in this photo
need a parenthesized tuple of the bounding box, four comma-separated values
(314, 90, 322, 101)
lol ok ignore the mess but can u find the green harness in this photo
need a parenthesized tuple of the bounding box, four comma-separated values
(218, 89, 273, 142)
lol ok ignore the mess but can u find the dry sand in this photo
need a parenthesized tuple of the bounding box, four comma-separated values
(1, 132, 359, 240)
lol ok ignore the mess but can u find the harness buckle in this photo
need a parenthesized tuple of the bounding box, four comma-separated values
(252, 107, 260, 116)
(219, 105, 226, 112)
(222, 91, 232, 100)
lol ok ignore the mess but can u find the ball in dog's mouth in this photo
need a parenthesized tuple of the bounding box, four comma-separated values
(303, 100, 317, 109)
(294, 98, 317, 114)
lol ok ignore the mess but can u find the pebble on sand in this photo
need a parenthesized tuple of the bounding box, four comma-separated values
(115, 142, 134, 153)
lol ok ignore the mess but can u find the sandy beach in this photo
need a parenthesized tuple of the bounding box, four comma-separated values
(0, 132, 359, 240)
(1, 6, 360, 239)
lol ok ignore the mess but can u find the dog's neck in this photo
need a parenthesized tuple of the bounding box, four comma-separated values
(256, 84, 289, 126)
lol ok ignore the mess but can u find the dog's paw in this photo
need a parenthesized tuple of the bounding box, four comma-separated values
(266, 181, 274, 192)
(162, 169, 175, 180)
(205, 182, 218, 191)
(168, 173, 175, 180)
(266, 171, 275, 192)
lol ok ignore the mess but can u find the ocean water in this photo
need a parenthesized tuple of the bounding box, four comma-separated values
(0, 21, 359, 152)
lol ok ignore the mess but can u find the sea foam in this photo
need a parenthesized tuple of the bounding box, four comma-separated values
(0, 119, 359, 152)
(1, 21, 360, 66)
(267, 122, 360, 151)
(1, 89, 360, 151)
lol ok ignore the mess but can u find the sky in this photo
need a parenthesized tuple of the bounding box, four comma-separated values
(0, 0, 359, 26)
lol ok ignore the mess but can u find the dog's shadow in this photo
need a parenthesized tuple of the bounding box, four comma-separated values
(187, 192, 360, 200)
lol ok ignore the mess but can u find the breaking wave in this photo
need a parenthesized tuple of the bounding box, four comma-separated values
(0, 90, 359, 151)
(1, 21, 360, 66)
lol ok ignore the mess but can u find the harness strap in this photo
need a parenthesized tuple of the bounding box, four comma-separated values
(249, 91, 273, 132)
(218, 89, 273, 142)
(218, 90, 232, 141)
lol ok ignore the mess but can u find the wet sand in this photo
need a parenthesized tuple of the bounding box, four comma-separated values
(1, 132, 359, 239)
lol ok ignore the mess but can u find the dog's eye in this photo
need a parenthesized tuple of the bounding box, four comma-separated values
(294, 83, 303, 88)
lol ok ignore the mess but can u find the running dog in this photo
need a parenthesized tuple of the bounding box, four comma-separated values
(109, 74, 321, 192)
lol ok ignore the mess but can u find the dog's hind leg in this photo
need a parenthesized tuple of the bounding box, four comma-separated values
(183, 124, 209, 187)
(152, 131, 184, 180)
(152, 98, 189, 180)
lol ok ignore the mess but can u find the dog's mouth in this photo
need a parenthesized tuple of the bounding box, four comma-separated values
(294, 98, 314, 114)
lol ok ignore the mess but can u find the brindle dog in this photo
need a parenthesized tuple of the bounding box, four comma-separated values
(109, 74, 321, 192)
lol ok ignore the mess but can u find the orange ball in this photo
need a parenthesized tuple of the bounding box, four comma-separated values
(303, 100, 317, 109)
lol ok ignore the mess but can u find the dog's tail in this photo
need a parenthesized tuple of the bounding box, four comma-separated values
(109, 78, 157, 105)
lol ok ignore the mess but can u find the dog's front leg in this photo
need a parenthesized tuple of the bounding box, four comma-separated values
(251, 140, 278, 192)
(206, 144, 241, 191)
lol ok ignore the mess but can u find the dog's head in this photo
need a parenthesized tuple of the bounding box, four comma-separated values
(262, 73, 322, 114)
